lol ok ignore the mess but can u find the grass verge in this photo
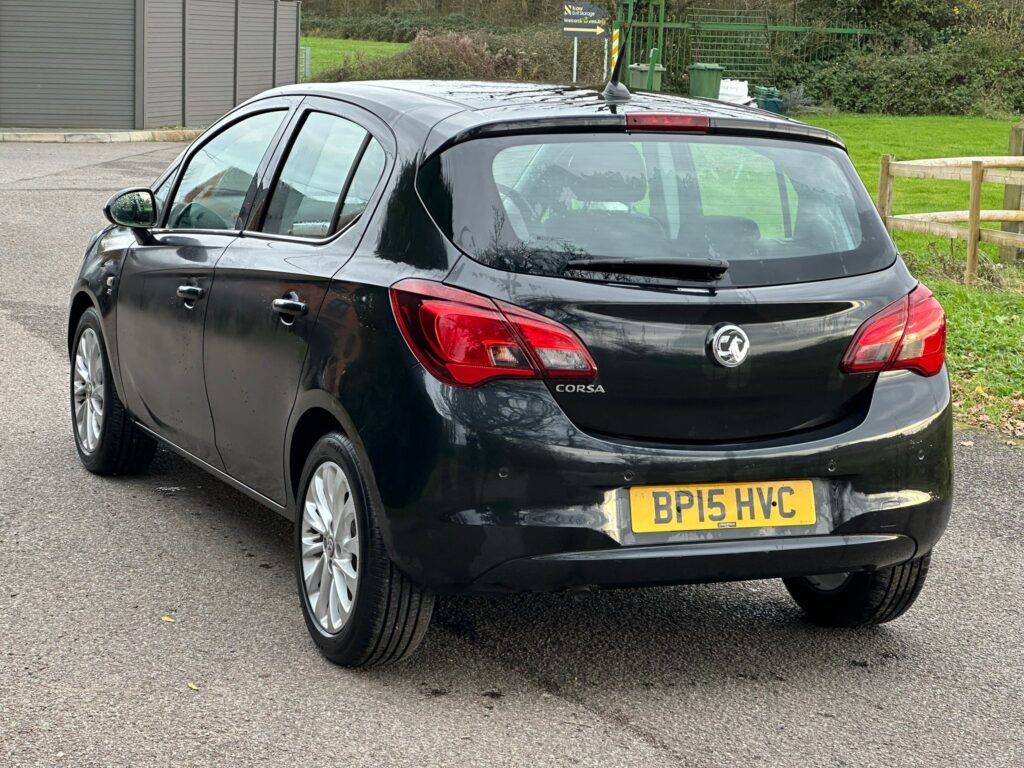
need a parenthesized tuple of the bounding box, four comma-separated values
(806, 114, 1024, 439)
(301, 36, 409, 79)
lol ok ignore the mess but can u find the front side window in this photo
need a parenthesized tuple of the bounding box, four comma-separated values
(152, 162, 179, 222)
(418, 133, 894, 288)
(167, 110, 286, 231)
(262, 112, 386, 238)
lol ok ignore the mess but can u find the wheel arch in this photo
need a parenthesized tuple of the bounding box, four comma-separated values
(288, 407, 346, 510)
(285, 392, 376, 517)
(68, 290, 99, 357)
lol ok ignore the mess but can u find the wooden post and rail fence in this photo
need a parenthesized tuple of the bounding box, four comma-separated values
(877, 122, 1024, 285)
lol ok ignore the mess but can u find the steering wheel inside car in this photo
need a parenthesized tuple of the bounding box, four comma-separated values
(171, 201, 231, 231)
(496, 183, 541, 232)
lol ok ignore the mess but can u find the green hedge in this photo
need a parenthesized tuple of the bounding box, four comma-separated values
(778, 30, 1024, 116)
(308, 11, 1024, 117)
(303, 12, 509, 43)
(315, 28, 608, 88)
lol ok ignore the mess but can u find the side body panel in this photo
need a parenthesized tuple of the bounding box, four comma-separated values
(116, 232, 234, 467)
(68, 227, 138, 401)
(201, 95, 401, 506)
(202, 239, 333, 505)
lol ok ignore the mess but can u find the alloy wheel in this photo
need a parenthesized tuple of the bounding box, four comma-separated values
(301, 461, 360, 635)
(73, 328, 105, 454)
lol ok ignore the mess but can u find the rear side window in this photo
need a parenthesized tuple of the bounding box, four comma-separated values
(262, 112, 385, 239)
(335, 140, 386, 230)
(418, 133, 894, 288)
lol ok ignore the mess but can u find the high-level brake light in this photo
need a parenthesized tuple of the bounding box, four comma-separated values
(625, 113, 711, 132)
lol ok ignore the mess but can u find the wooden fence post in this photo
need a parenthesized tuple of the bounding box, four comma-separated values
(999, 121, 1024, 265)
(966, 160, 985, 285)
(877, 154, 894, 227)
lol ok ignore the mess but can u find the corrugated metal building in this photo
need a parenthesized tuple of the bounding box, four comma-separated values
(0, 0, 300, 130)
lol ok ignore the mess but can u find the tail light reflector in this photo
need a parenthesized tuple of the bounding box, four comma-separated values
(390, 279, 597, 388)
(841, 284, 946, 377)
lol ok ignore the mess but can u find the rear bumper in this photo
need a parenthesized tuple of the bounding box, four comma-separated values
(476, 533, 916, 592)
(360, 365, 953, 593)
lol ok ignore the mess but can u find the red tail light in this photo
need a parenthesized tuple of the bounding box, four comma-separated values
(625, 113, 710, 132)
(841, 284, 946, 377)
(390, 279, 597, 388)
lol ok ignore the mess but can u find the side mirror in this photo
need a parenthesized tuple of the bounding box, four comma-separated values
(103, 188, 157, 243)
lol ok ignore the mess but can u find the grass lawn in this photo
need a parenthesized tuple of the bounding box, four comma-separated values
(301, 37, 408, 79)
(805, 114, 1024, 438)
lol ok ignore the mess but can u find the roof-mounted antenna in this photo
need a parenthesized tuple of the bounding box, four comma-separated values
(601, 0, 644, 106)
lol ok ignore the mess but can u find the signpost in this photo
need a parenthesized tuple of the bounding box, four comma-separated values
(561, 2, 609, 83)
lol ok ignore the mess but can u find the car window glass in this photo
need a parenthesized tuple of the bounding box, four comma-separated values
(152, 168, 176, 222)
(419, 133, 888, 288)
(335, 139, 386, 232)
(492, 144, 540, 190)
(262, 112, 373, 238)
(168, 110, 286, 231)
(483, 139, 864, 259)
(690, 144, 788, 239)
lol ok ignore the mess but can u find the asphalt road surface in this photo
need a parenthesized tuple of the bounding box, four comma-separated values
(1, 143, 1022, 768)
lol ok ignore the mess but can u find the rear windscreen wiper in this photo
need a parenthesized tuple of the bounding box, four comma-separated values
(564, 257, 729, 281)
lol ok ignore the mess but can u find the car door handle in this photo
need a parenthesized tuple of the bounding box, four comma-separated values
(272, 297, 308, 316)
(177, 285, 205, 301)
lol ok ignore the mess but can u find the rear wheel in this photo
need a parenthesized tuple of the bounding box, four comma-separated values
(295, 433, 434, 667)
(71, 308, 156, 475)
(783, 554, 931, 627)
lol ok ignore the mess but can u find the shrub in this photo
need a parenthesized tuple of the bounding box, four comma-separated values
(304, 12, 507, 43)
(798, 30, 1024, 116)
(316, 28, 609, 88)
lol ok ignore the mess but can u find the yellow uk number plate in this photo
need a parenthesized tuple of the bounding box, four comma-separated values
(629, 480, 816, 533)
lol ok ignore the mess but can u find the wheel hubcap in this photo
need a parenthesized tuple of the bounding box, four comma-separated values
(73, 328, 105, 454)
(301, 461, 359, 635)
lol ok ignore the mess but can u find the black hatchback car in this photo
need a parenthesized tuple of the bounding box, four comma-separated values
(69, 81, 951, 666)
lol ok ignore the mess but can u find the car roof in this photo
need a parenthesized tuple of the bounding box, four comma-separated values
(264, 80, 845, 152)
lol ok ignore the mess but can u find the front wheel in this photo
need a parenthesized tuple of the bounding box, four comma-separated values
(71, 307, 156, 475)
(295, 433, 434, 667)
(783, 554, 931, 627)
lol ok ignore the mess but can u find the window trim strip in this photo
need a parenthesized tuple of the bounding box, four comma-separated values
(328, 131, 373, 237)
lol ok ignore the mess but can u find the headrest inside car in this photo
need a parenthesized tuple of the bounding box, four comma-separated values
(564, 144, 648, 204)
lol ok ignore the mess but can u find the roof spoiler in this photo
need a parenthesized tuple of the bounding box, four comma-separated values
(422, 114, 847, 159)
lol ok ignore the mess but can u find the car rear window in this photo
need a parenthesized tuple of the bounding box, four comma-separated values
(417, 133, 896, 288)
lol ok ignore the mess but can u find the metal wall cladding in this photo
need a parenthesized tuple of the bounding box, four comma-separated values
(237, 0, 278, 103)
(0, 0, 136, 129)
(0, 0, 300, 130)
(144, 0, 185, 128)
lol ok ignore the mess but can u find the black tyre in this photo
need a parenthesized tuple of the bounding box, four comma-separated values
(71, 307, 156, 475)
(783, 554, 931, 627)
(295, 432, 434, 667)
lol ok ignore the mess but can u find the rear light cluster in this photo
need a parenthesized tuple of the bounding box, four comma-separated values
(390, 279, 598, 388)
(841, 284, 946, 377)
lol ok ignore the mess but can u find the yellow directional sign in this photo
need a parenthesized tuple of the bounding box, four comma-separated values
(561, 2, 609, 39)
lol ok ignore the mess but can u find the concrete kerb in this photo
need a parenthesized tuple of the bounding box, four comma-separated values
(0, 129, 202, 143)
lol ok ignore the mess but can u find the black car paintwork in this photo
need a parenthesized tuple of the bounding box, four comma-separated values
(446, 257, 916, 444)
(116, 231, 232, 467)
(69, 81, 953, 592)
(201, 237, 332, 504)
